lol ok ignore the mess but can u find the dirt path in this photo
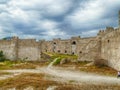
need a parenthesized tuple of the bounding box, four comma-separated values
(0, 58, 120, 85)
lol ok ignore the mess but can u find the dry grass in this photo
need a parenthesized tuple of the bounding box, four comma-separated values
(59, 61, 90, 67)
(0, 72, 12, 75)
(0, 61, 48, 70)
(59, 61, 117, 77)
(79, 65, 117, 76)
(0, 73, 58, 89)
(0, 73, 120, 90)
(0, 63, 36, 70)
(56, 84, 120, 90)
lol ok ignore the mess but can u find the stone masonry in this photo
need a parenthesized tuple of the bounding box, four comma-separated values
(0, 37, 41, 61)
(0, 12, 120, 70)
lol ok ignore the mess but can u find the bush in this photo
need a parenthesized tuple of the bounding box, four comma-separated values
(0, 51, 6, 62)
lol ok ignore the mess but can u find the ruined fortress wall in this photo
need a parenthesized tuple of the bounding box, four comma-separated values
(40, 27, 120, 70)
(1, 26, 120, 70)
(0, 40, 16, 60)
(18, 39, 40, 61)
(41, 38, 72, 55)
(45, 41, 54, 52)
(40, 36, 98, 61)
(40, 36, 98, 62)
(60, 40, 71, 54)
(100, 28, 120, 70)
(77, 37, 98, 61)
(53, 39, 71, 54)
(0, 37, 41, 61)
(42, 37, 82, 55)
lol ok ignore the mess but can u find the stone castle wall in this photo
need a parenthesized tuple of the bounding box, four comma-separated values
(99, 28, 120, 70)
(17, 39, 41, 61)
(40, 27, 120, 70)
(0, 37, 41, 61)
(0, 40, 16, 60)
(1, 27, 120, 70)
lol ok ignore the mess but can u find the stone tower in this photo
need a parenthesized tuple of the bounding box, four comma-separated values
(118, 10, 120, 28)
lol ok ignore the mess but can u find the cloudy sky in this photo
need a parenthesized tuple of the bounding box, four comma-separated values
(0, 0, 120, 40)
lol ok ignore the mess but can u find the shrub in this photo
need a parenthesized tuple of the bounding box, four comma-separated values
(0, 51, 6, 62)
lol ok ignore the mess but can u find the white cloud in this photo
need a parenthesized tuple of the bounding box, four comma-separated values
(65, 0, 120, 29)
(0, 0, 120, 39)
(37, 20, 66, 37)
(0, 0, 72, 39)
(7, 8, 29, 22)
(8, 0, 73, 17)
(65, 0, 104, 29)
(0, 26, 3, 33)
(81, 30, 98, 37)
(40, 20, 58, 30)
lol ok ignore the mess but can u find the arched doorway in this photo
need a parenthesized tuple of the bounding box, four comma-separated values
(53, 42, 56, 52)
(71, 41, 76, 55)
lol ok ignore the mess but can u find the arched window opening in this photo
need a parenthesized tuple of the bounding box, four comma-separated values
(72, 41, 76, 45)
(54, 42, 56, 44)
(108, 40, 110, 43)
(65, 50, 67, 53)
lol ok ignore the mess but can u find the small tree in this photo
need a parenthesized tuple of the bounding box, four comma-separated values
(0, 51, 6, 62)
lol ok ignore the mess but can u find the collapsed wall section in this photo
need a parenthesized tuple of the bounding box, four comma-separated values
(41, 36, 81, 55)
(52, 39, 71, 54)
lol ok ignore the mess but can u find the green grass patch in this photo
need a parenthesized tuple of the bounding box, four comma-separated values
(53, 57, 62, 65)
(45, 52, 78, 63)
(0, 60, 26, 70)
(46, 52, 77, 59)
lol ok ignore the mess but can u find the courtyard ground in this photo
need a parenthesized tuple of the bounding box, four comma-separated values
(0, 53, 119, 90)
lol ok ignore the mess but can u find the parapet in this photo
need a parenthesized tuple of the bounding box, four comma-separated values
(53, 38, 61, 41)
(71, 36, 81, 40)
(97, 27, 114, 36)
(11, 36, 19, 40)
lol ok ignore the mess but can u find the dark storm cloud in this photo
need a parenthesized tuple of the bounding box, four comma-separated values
(0, 0, 120, 40)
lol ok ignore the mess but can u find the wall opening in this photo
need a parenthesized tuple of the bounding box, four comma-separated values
(72, 52, 74, 55)
(108, 40, 110, 43)
(72, 41, 76, 45)
(65, 50, 67, 53)
(80, 51, 82, 53)
(58, 50, 60, 53)
(54, 42, 56, 44)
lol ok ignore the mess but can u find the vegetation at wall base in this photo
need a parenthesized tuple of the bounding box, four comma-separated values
(0, 51, 6, 62)
(53, 57, 62, 65)
(44, 52, 78, 65)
